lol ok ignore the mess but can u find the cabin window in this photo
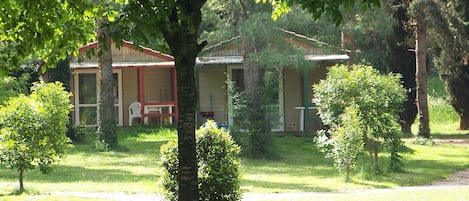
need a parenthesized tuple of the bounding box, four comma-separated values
(74, 70, 123, 126)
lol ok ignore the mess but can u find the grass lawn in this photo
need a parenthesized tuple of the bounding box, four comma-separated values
(1, 123, 469, 197)
(1, 75, 469, 200)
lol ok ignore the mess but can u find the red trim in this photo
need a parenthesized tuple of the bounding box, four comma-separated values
(78, 40, 174, 61)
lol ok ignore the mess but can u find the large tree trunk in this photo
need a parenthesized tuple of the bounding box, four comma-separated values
(96, 15, 118, 149)
(460, 115, 469, 130)
(174, 48, 199, 201)
(163, 2, 206, 200)
(415, 25, 430, 138)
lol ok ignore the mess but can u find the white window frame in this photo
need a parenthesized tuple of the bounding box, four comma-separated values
(74, 69, 123, 126)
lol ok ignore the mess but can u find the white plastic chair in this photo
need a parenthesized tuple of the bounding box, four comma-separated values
(128, 101, 142, 126)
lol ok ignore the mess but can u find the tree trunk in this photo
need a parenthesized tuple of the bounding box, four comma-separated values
(242, 29, 272, 158)
(174, 50, 199, 201)
(460, 114, 469, 130)
(19, 169, 24, 193)
(345, 162, 351, 183)
(415, 25, 430, 138)
(162, 2, 206, 200)
(96, 14, 117, 149)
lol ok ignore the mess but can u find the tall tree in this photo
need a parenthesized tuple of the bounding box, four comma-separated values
(117, 1, 207, 200)
(96, 2, 118, 149)
(239, 1, 277, 158)
(428, 0, 469, 130)
(409, 0, 441, 137)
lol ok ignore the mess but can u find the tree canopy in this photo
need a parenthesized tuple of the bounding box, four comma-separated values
(0, 1, 95, 70)
(264, 0, 381, 23)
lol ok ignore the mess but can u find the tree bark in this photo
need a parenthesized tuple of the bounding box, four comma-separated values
(174, 50, 198, 201)
(96, 14, 117, 148)
(415, 25, 430, 138)
(162, 2, 206, 200)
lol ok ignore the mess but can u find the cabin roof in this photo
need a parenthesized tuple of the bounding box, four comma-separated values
(197, 28, 349, 65)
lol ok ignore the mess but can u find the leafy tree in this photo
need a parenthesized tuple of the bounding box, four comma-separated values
(0, 82, 72, 192)
(316, 106, 364, 182)
(408, 0, 432, 138)
(314, 64, 406, 172)
(272, 2, 418, 134)
(0, 0, 122, 149)
(0, 68, 39, 105)
(116, 1, 208, 200)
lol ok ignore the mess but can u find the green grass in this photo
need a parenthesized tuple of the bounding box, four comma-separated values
(2, 125, 468, 197)
(2, 74, 469, 200)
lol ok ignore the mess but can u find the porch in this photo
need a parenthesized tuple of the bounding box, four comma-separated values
(70, 41, 178, 127)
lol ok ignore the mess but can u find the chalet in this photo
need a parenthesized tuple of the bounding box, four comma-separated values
(70, 41, 178, 127)
(195, 29, 348, 132)
(69, 29, 347, 133)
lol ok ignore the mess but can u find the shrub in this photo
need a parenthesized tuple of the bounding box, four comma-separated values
(160, 120, 241, 201)
(0, 81, 72, 192)
(314, 64, 406, 173)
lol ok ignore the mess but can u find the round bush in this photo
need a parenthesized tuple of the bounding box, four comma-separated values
(160, 120, 241, 201)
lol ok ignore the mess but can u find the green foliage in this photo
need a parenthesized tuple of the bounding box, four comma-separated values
(0, 1, 96, 69)
(0, 76, 26, 105)
(160, 120, 241, 201)
(0, 81, 72, 191)
(316, 106, 364, 182)
(314, 64, 406, 173)
(227, 69, 280, 159)
(0, 60, 41, 105)
(264, 0, 381, 25)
